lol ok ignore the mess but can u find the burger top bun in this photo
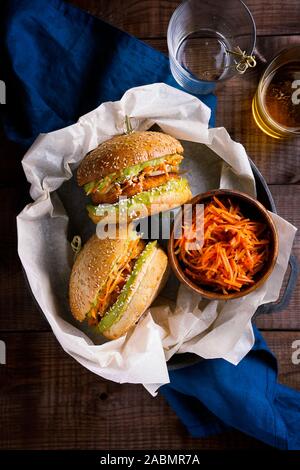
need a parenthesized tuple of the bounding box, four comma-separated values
(77, 131, 183, 186)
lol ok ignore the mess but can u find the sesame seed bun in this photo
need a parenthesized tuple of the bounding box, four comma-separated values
(69, 227, 131, 322)
(103, 246, 169, 340)
(77, 131, 183, 186)
(69, 228, 169, 339)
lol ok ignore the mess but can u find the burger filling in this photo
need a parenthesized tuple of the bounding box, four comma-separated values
(87, 236, 145, 326)
(83, 154, 183, 205)
(87, 177, 191, 219)
(98, 240, 157, 333)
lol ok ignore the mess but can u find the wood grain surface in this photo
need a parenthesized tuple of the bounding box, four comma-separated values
(69, 0, 300, 37)
(0, 331, 298, 449)
(1, 0, 300, 450)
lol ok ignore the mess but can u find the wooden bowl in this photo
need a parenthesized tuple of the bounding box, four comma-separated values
(168, 189, 279, 300)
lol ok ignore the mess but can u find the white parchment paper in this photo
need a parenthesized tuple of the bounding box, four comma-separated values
(17, 83, 297, 393)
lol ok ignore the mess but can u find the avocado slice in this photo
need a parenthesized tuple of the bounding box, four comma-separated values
(83, 154, 182, 195)
(87, 178, 190, 218)
(98, 241, 157, 333)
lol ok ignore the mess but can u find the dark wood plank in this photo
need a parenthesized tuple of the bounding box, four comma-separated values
(0, 330, 297, 449)
(256, 185, 300, 330)
(68, 0, 300, 38)
(0, 127, 25, 186)
(0, 187, 49, 331)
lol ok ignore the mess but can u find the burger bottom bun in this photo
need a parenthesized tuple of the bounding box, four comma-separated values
(88, 183, 192, 225)
(102, 247, 169, 340)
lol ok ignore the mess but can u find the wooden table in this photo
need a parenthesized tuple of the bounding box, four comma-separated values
(1, 0, 300, 450)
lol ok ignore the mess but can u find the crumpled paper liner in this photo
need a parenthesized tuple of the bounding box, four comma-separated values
(17, 83, 296, 394)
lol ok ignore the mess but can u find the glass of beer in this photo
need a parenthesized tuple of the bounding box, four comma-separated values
(252, 46, 300, 139)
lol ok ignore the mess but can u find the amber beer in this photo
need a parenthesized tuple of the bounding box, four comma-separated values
(252, 46, 300, 139)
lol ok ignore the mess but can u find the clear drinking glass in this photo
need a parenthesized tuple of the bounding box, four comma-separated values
(167, 0, 256, 94)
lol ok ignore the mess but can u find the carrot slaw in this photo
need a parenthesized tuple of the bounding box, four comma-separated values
(174, 196, 270, 294)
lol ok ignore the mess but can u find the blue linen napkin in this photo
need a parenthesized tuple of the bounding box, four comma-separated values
(1, 0, 299, 450)
(0, 0, 216, 147)
(161, 325, 300, 449)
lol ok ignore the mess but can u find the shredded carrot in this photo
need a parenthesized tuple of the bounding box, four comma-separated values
(174, 196, 270, 294)
(88, 237, 144, 325)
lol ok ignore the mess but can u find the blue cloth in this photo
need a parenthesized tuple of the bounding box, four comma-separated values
(1, 0, 299, 451)
(162, 325, 300, 449)
(0, 0, 216, 148)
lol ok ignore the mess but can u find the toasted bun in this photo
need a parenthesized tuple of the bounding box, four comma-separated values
(103, 247, 169, 340)
(88, 182, 192, 225)
(77, 131, 183, 186)
(69, 226, 132, 321)
(69, 232, 169, 340)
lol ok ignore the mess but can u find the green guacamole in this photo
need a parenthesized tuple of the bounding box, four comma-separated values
(87, 178, 190, 218)
(98, 241, 157, 333)
(83, 155, 180, 195)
